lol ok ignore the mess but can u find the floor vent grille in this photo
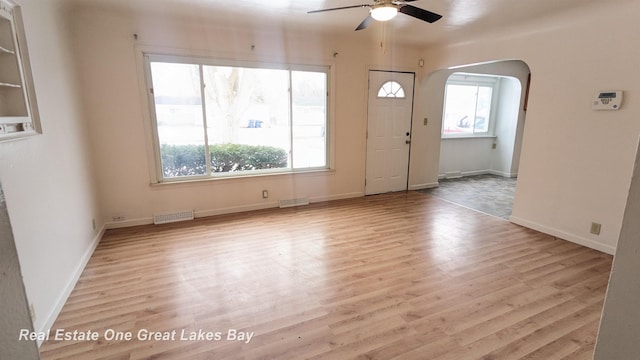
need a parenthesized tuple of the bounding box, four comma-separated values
(153, 210, 194, 225)
(279, 198, 310, 208)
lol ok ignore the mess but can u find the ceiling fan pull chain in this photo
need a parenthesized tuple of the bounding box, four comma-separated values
(381, 22, 387, 54)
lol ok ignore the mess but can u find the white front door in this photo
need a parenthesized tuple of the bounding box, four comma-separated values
(365, 71, 415, 195)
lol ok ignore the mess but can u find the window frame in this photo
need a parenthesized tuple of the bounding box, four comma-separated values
(0, 0, 41, 141)
(441, 73, 500, 139)
(377, 80, 406, 98)
(143, 53, 333, 183)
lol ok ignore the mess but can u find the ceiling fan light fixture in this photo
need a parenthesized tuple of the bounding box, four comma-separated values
(370, 4, 398, 21)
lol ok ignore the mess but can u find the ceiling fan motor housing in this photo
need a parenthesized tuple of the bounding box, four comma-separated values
(370, 2, 399, 21)
(307, 0, 442, 31)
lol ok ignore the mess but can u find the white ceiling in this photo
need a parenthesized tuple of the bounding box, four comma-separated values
(65, 0, 607, 47)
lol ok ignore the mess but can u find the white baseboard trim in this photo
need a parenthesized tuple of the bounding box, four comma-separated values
(462, 170, 490, 177)
(409, 182, 439, 190)
(439, 170, 517, 179)
(105, 192, 366, 229)
(438, 170, 486, 179)
(510, 216, 616, 255)
(488, 170, 518, 178)
(197, 192, 364, 217)
(196, 202, 279, 218)
(37, 224, 106, 346)
(105, 217, 154, 229)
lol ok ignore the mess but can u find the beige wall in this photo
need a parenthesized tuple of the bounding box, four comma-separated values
(68, 6, 423, 227)
(0, 0, 101, 335)
(416, 1, 640, 254)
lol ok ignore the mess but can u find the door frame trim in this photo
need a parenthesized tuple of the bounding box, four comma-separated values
(364, 69, 416, 195)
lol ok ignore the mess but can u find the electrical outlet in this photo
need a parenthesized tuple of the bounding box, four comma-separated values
(423, 117, 428, 126)
(262, 190, 269, 199)
(112, 216, 126, 222)
(492, 143, 497, 149)
(590, 222, 601, 235)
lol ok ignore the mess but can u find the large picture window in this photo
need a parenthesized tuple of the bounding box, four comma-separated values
(442, 74, 499, 137)
(145, 55, 329, 182)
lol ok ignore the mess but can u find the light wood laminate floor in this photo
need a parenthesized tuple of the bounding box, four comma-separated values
(40, 192, 612, 359)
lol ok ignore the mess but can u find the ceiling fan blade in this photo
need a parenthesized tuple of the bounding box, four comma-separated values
(308, 4, 370, 14)
(399, 4, 442, 23)
(355, 15, 374, 31)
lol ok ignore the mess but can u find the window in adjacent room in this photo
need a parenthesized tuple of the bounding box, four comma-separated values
(144, 55, 330, 182)
(442, 73, 499, 137)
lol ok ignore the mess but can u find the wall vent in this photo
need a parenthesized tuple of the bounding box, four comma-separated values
(278, 198, 310, 208)
(153, 210, 194, 225)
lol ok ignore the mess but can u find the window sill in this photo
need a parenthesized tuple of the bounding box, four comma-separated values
(0, 130, 39, 142)
(150, 168, 335, 187)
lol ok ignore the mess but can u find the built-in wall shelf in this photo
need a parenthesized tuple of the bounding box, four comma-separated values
(0, 0, 39, 140)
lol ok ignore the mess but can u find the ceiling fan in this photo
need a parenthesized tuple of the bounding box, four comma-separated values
(308, 0, 443, 31)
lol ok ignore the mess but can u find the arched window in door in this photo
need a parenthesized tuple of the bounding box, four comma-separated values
(377, 81, 405, 98)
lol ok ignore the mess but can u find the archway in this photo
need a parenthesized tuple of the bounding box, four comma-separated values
(422, 60, 530, 219)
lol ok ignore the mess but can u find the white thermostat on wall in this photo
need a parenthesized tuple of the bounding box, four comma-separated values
(592, 91, 623, 110)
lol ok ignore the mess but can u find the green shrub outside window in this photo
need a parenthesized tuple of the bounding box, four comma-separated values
(160, 144, 288, 178)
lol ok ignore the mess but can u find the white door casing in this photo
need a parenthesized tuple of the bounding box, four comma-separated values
(365, 71, 415, 195)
